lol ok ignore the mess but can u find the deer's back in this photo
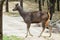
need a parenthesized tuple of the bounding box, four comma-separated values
(24, 11, 49, 23)
(31, 11, 48, 23)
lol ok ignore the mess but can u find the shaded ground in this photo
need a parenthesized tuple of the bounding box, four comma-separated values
(3, 1, 60, 40)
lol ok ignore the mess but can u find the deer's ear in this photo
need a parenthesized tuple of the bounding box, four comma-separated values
(16, 3, 19, 6)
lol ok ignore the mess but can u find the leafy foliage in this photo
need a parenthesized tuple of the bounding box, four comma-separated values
(3, 35, 9, 40)
(3, 35, 24, 40)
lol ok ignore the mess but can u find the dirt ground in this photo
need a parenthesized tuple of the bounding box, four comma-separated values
(3, 1, 60, 40)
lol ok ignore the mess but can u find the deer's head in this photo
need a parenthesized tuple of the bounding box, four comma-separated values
(13, 3, 19, 11)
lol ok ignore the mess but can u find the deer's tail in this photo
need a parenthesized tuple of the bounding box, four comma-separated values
(45, 12, 51, 27)
(47, 12, 50, 20)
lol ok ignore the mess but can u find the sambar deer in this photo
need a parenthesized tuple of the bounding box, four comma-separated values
(13, 3, 52, 38)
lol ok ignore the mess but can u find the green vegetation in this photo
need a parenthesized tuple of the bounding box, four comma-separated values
(3, 35, 24, 40)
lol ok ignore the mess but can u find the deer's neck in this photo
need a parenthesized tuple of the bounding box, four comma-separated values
(17, 7, 26, 18)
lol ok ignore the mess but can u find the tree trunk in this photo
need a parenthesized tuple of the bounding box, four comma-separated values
(57, 0, 59, 11)
(35, 0, 37, 2)
(20, 0, 23, 9)
(48, 0, 56, 20)
(38, 0, 42, 11)
(6, 0, 9, 12)
(42, 0, 45, 6)
(0, 0, 5, 39)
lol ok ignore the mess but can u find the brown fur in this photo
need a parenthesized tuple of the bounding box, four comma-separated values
(45, 12, 50, 27)
(13, 4, 52, 38)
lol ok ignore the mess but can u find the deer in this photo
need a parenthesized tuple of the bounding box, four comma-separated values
(12, 3, 52, 38)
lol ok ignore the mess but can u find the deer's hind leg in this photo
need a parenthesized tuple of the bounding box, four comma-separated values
(48, 25, 52, 37)
(45, 20, 52, 37)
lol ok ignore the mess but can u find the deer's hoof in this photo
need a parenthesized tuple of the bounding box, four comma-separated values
(38, 36, 41, 37)
(25, 35, 28, 38)
(49, 35, 51, 37)
(38, 34, 42, 37)
(30, 34, 33, 37)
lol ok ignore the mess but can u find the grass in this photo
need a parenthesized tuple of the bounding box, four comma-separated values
(3, 35, 24, 40)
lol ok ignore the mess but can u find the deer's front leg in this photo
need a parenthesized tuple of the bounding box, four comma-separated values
(25, 23, 33, 38)
(38, 23, 45, 37)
